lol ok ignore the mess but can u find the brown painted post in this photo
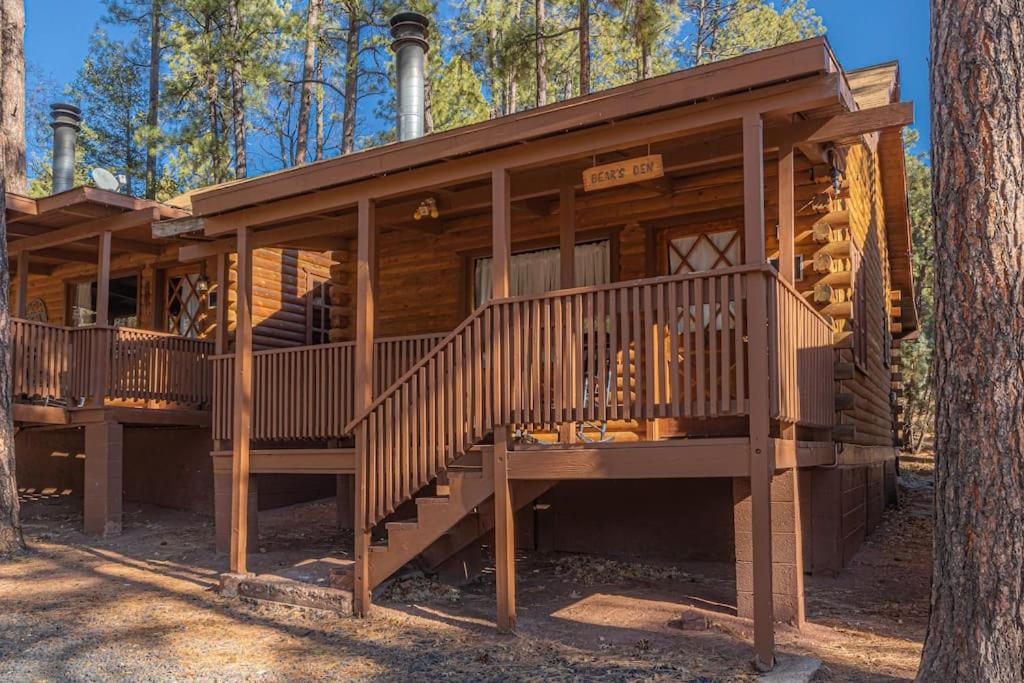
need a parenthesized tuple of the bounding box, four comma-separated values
(353, 196, 376, 615)
(83, 421, 123, 536)
(230, 225, 254, 574)
(214, 252, 228, 355)
(558, 179, 577, 444)
(493, 426, 516, 632)
(96, 231, 112, 326)
(742, 111, 775, 670)
(778, 142, 795, 284)
(491, 168, 516, 631)
(15, 251, 29, 318)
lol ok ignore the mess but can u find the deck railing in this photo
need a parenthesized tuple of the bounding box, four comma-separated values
(211, 333, 445, 441)
(344, 266, 810, 528)
(768, 277, 835, 429)
(10, 319, 213, 408)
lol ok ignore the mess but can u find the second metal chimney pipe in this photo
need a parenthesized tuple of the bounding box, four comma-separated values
(50, 103, 82, 194)
(389, 12, 430, 142)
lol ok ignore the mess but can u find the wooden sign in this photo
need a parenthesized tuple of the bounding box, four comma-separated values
(583, 154, 664, 192)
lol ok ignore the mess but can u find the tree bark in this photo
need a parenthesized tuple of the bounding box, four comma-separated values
(535, 0, 547, 106)
(145, 0, 160, 199)
(578, 0, 590, 95)
(228, 0, 246, 178)
(918, 2, 1024, 680)
(312, 52, 324, 161)
(295, 0, 321, 165)
(0, 179, 24, 555)
(341, 3, 360, 155)
(0, 0, 26, 195)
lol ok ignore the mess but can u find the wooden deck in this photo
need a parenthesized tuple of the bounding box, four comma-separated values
(11, 318, 213, 427)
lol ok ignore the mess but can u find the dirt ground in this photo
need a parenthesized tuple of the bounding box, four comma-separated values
(0, 459, 933, 682)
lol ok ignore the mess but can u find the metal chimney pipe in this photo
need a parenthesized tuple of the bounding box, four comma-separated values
(389, 12, 430, 142)
(50, 103, 82, 194)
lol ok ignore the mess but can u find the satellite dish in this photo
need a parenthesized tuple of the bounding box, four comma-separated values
(91, 167, 121, 192)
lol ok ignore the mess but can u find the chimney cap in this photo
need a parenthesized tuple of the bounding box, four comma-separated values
(390, 11, 430, 50)
(50, 102, 82, 130)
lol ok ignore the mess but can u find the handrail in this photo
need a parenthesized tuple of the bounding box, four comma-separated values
(351, 269, 755, 526)
(346, 264, 768, 432)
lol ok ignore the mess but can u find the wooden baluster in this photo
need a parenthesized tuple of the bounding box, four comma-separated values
(620, 288, 631, 420)
(721, 276, 732, 414)
(608, 289, 619, 419)
(668, 283, 680, 418)
(574, 293, 584, 423)
(694, 278, 706, 418)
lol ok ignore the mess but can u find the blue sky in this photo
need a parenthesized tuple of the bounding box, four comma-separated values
(24, 0, 931, 170)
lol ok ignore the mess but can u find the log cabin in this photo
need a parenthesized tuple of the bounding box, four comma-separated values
(8, 20, 916, 669)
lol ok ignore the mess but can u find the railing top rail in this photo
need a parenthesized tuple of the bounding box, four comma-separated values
(13, 318, 215, 344)
(246, 332, 447, 358)
(344, 265, 774, 433)
(112, 328, 217, 344)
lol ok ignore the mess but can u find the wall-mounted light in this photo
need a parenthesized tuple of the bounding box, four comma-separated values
(195, 274, 210, 294)
(413, 196, 439, 221)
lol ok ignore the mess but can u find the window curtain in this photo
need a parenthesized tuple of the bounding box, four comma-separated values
(474, 240, 610, 307)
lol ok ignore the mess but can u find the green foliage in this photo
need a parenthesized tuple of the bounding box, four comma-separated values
(901, 129, 935, 451)
(714, 0, 824, 60)
(39, 0, 831, 194)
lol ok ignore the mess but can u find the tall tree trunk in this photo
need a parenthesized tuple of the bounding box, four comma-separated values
(423, 72, 435, 135)
(641, 41, 651, 79)
(228, 0, 246, 178)
(0, 0, 26, 195)
(0, 0, 25, 555)
(0, 177, 22, 555)
(535, 0, 547, 106)
(578, 0, 590, 95)
(312, 52, 324, 161)
(295, 0, 321, 165)
(918, 3, 1024, 680)
(341, 3, 360, 155)
(145, 0, 160, 199)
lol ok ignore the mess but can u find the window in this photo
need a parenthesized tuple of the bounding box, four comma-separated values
(769, 255, 805, 281)
(68, 275, 139, 328)
(473, 240, 610, 307)
(666, 229, 740, 274)
(306, 274, 331, 345)
(165, 271, 207, 338)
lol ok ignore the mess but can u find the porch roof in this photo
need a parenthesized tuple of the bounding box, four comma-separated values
(4, 186, 190, 274)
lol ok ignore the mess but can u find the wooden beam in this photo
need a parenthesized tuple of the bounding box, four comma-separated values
(352, 197, 375, 617)
(788, 102, 914, 145)
(8, 207, 161, 255)
(15, 252, 29, 317)
(31, 247, 100, 263)
(152, 215, 205, 238)
(177, 217, 347, 262)
(508, 440, 752, 478)
(559, 180, 575, 289)
(778, 142, 795, 283)
(742, 111, 775, 670)
(494, 428, 516, 633)
(96, 232, 112, 326)
(492, 169, 511, 299)
(201, 75, 840, 234)
(230, 225, 254, 574)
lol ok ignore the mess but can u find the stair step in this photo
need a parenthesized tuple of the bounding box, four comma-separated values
(386, 519, 419, 532)
(370, 542, 389, 553)
(416, 496, 450, 506)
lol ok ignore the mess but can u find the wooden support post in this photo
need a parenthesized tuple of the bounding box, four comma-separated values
(214, 252, 228, 355)
(215, 466, 257, 555)
(492, 168, 511, 299)
(15, 251, 30, 318)
(743, 112, 775, 671)
(778, 142, 795, 284)
(96, 231, 112, 326)
(494, 427, 516, 632)
(559, 180, 575, 289)
(83, 421, 123, 537)
(353, 196, 376, 616)
(230, 225, 254, 574)
(558, 179, 577, 444)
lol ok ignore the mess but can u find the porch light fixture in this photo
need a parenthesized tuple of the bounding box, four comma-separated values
(413, 196, 439, 220)
(195, 274, 211, 294)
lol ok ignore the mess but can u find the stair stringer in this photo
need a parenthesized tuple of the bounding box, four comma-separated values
(367, 452, 496, 589)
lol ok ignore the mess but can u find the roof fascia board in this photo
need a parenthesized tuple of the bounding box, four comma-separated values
(205, 73, 842, 236)
(192, 38, 835, 217)
(8, 207, 162, 255)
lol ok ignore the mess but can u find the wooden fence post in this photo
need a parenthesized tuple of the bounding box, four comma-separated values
(230, 225, 254, 574)
(353, 196, 376, 615)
